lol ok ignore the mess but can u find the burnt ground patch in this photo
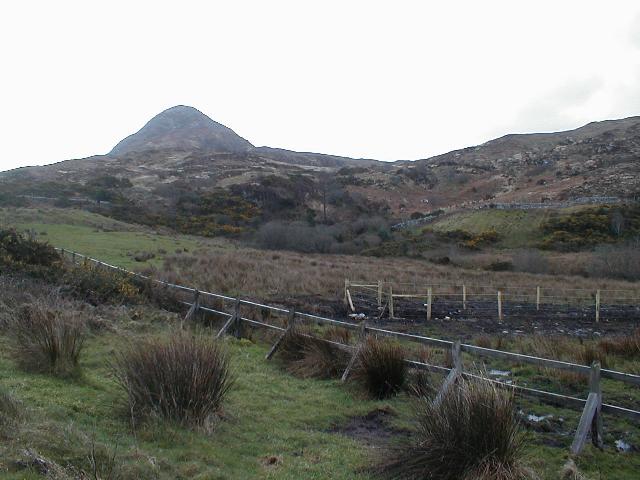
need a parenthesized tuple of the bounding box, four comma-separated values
(328, 406, 411, 447)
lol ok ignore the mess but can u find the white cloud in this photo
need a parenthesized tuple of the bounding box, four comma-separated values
(1, 0, 639, 170)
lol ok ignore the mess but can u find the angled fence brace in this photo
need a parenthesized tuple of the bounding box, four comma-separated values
(181, 289, 200, 328)
(216, 298, 241, 339)
(570, 361, 603, 455)
(343, 279, 350, 306)
(265, 308, 296, 360)
(433, 340, 462, 406)
(346, 288, 355, 313)
(341, 320, 367, 382)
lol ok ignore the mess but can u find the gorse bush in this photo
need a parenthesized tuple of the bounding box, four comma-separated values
(64, 262, 141, 305)
(114, 333, 234, 426)
(9, 297, 85, 376)
(356, 337, 407, 399)
(0, 228, 60, 267)
(380, 377, 531, 480)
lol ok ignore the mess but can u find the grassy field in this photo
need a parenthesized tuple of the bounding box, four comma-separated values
(1, 212, 639, 479)
(428, 209, 554, 248)
(1, 293, 638, 479)
(2, 206, 639, 302)
(0, 310, 394, 479)
(0, 207, 220, 269)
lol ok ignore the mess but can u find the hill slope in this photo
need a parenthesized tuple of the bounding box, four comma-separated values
(0, 109, 638, 236)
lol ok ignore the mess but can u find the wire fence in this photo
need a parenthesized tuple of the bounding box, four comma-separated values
(53, 247, 640, 455)
(345, 280, 640, 323)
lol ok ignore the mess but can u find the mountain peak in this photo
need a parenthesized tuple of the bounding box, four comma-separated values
(109, 105, 253, 156)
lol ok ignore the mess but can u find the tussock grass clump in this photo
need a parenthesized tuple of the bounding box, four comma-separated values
(356, 337, 407, 399)
(114, 333, 234, 426)
(0, 387, 24, 437)
(277, 327, 349, 379)
(560, 459, 590, 480)
(380, 378, 532, 480)
(598, 329, 640, 358)
(10, 298, 85, 376)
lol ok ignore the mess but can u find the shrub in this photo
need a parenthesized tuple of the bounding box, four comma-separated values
(512, 249, 550, 275)
(485, 260, 514, 272)
(9, 298, 85, 376)
(379, 377, 531, 480)
(64, 262, 141, 305)
(356, 337, 407, 399)
(113, 333, 234, 426)
(0, 228, 60, 267)
(587, 239, 640, 281)
(277, 327, 349, 379)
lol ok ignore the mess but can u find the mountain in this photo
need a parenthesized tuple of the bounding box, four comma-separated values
(0, 108, 638, 234)
(110, 105, 253, 155)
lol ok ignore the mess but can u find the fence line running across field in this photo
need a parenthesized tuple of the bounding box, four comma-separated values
(344, 279, 640, 323)
(55, 248, 640, 455)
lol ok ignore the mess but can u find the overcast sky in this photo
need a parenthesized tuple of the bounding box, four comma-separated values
(1, 1, 640, 170)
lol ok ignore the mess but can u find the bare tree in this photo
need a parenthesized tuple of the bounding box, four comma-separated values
(611, 211, 625, 236)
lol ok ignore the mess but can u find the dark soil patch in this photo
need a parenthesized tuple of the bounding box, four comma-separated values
(329, 406, 411, 447)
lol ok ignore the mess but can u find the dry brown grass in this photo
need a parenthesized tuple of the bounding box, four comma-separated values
(598, 329, 640, 357)
(142, 246, 640, 303)
(355, 336, 407, 399)
(511, 336, 614, 389)
(276, 326, 350, 379)
(379, 376, 533, 480)
(113, 332, 234, 427)
(560, 459, 590, 480)
(8, 295, 86, 377)
(0, 387, 24, 438)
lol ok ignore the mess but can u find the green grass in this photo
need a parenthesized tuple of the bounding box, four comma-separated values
(0, 207, 218, 269)
(1, 207, 638, 478)
(0, 320, 396, 479)
(428, 209, 553, 248)
(1, 312, 638, 479)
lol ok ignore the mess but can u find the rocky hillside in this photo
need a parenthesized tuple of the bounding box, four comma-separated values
(110, 105, 254, 155)
(0, 107, 638, 233)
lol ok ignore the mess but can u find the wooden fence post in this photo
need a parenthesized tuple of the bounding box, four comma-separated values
(595, 290, 600, 323)
(265, 308, 296, 360)
(71, 251, 76, 264)
(182, 289, 200, 328)
(462, 284, 467, 310)
(377, 280, 383, 308)
(570, 361, 603, 454)
(497, 291, 503, 322)
(217, 298, 241, 339)
(389, 286, 394, 319)
(536, 286, 541, 311)
(341, 320, 367, 382)
(434, 340, 462, 406)
(590, 361, 603, 449)
(427, 287, 432, 321)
